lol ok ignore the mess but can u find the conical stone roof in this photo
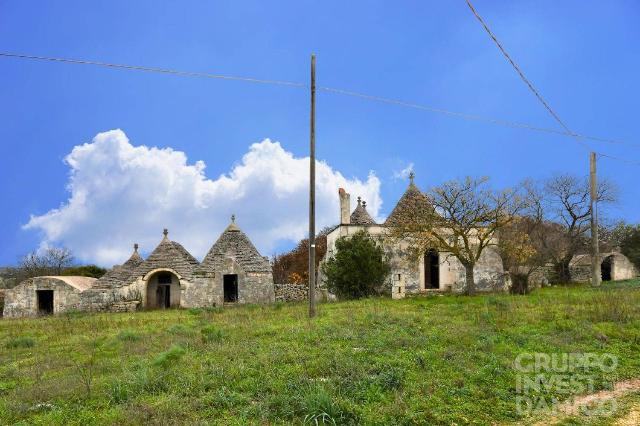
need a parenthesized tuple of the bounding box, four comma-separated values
(132, 229, 200, 281)
(94, 244, 145, 289)
(350, 197, 376, 225)
(384, 173, 433, 226)
(200, 216, 271, 273)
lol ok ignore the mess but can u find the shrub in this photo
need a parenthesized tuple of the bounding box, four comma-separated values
(321, 230, 390, 300)
(509, 273, 530, 295)
(62, 264, 107, 278)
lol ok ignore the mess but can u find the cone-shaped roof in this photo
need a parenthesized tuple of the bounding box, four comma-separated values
(132, 230, 199, 280)
(200, 216, 271, 273)
(94, 243, 145, 288)
(384, 173, 432, 226)
(350, 197, 377, 225)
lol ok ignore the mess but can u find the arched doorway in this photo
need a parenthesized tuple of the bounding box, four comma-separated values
(601, 256, 613, 282)
(424, 249, 439, 289)
(146, 270, 181, 309)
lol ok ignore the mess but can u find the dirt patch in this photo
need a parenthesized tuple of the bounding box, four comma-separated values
(532, 378, 640, 425)
(615, 406, 640, 426)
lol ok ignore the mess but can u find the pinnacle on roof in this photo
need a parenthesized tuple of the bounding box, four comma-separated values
(128, 243, 143, 263)
(94, 242, 145, 289)
(350, 196, 376, 225)
(384, 172, 432, 226)
(131, 229, 199, 281)
(226, 214, 240, 232)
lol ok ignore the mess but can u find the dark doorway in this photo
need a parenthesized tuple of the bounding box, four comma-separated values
(601, 256, 612, 282)
(224, 274, 238, 303)
(158, 273, 172, 284)
(424, 250, 439, 289)
(37, 290, 54, 315)
(157, 285, 171, 308)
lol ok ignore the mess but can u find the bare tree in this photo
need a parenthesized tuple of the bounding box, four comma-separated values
(497, 181, 558, 292)
(390, 176, 524, 295)
(543, 174, 616, 282)
(43, 247, 74, 275)
(18, 247, 74, 279)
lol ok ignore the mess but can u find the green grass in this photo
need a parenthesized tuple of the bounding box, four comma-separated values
(1, 280, 640, 425)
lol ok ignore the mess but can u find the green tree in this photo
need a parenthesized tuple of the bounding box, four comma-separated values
(62, 265, 107, 278)
(321, 230, 390, 299)
(609, 222, 640, 270)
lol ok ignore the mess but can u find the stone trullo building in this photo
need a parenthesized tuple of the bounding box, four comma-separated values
(321, 174, 507, 297)
(322, 174, 638, 296)
(3, 217, 274, 317)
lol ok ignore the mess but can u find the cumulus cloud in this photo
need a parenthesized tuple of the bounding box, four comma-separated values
(24, 130, 382, 266)
(393, 162, 414, 180)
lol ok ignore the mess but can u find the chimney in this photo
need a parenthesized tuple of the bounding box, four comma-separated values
(339, 188, 351, 225)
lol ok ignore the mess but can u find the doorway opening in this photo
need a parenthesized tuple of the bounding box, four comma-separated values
(424, 250, 439, 289)
(224, 274, 238, 303)
(601, 256, 613, 282)
(146, 271, 180, 309)
(37, 290, 54, 315)
(157, 285, 171, 308)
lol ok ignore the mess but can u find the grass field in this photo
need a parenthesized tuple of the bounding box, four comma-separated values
(1, 280, 640, 425)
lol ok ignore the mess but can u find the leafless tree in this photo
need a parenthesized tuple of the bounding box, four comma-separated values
(543, 174, 616, 282)
(43, 247, 74, 275)
(18, 247, 74, 279)
(390, 176, 524, 295)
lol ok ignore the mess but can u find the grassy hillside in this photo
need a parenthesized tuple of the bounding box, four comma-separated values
(1, 281, 640, 425)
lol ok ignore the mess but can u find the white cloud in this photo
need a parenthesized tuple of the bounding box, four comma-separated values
(24, 129, 382, 266)
(393, 162, 414, 180)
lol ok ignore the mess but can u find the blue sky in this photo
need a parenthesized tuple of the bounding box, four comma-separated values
(0, 1, 638, 266)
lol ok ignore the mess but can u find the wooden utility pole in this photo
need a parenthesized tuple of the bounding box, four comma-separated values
(308, 54, 317, 317)
(590, 152, 601, 287)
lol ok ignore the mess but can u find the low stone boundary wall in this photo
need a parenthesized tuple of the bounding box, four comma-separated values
(106, 300, 140, 313)
(274, 283, 308, 302)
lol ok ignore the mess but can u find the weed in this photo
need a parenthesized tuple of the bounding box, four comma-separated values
(200, 325, 223, 343)
(152, 345, 186, 367)
(5, 336, 36, 349)
(116, 329, 141, 342)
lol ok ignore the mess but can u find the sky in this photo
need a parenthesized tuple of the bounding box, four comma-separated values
(0, 0, 638, 267)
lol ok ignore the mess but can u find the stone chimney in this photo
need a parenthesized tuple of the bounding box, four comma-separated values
(339, 188, 351, 225)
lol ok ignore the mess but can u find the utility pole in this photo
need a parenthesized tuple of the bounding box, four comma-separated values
(308, 54, 317, 317)
(590, 152, 601, 287)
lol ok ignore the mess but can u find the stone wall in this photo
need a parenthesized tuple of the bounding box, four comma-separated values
(3, 277, 85, 318)
(608, 253, 638, 281)
(274, 283, 308, 302)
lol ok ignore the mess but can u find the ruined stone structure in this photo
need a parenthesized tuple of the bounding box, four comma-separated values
(568, 251, 638, 283)
(3, 276, 96, 317)
(322, 174, 507, 296)
(3, 217, 274, 317)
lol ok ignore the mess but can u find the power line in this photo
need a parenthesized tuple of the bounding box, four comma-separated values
(318, 86, 628, 145)
(464, 0, 640, 164)
(1, 50, 639, 163)
(0, 52, 305, 88)
(465, 0, 573, 135)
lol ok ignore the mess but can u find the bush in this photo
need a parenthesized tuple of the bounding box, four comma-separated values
(509, 273, 530, 295)
(321, 230, 391, 300)
(62, 264, 107, 278)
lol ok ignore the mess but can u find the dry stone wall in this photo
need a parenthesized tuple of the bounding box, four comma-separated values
(274, 283, 308, 302)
